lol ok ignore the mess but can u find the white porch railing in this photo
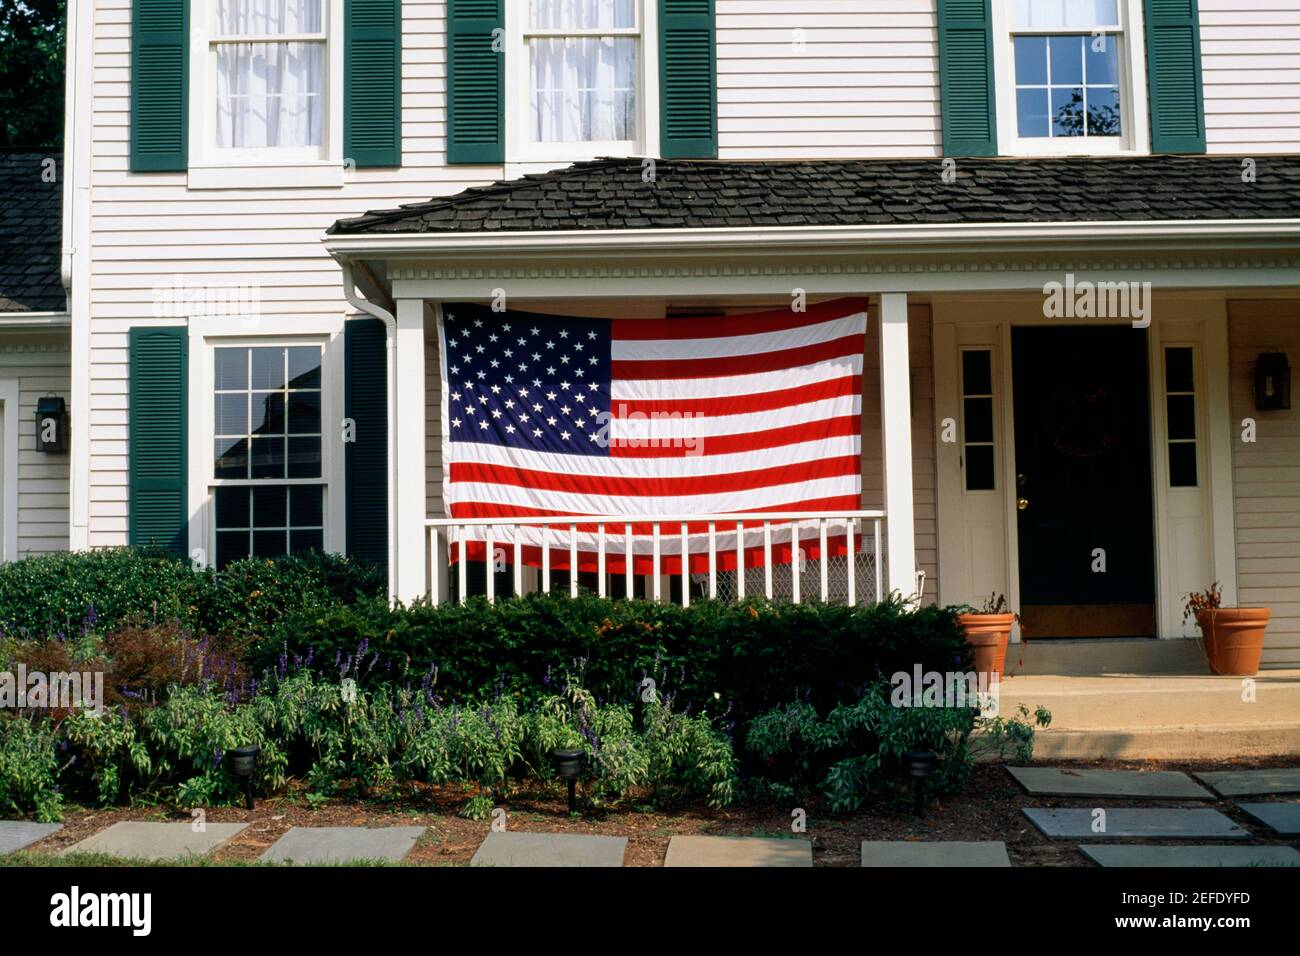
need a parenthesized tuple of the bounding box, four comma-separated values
(423, 510, 885, 607)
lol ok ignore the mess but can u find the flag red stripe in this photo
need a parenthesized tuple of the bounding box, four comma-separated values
(610, 413, 861, 457)
(612, 334, 864, 381)
(610, 298, 868, 341)
(613, 373, 860, 417)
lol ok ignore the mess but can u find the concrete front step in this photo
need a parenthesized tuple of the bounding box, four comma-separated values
(1003, 637, 1206, 678)
(993, 670, 1300, 761)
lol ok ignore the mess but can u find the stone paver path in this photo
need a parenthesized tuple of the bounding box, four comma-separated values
(63, 822, 248, 861)
(1236, 803, 1300, 836)
(471, 831, 627, 867)
(0, 822, 62, 854)
(860, 841, 1011, 867)
(1081, 845, 1300, 867)
(1195, 768, 1300, 798)
(260, 826, 426, 864)
(1009, 767, 1213, 799)
(665, 835, 812, 867)
(1023, 807, 1248, 840)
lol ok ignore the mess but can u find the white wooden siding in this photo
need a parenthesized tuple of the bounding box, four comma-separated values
(1227, 299, 1300, 669)
(0, 335, 72, 555)
(1200, 1, 1300, 153)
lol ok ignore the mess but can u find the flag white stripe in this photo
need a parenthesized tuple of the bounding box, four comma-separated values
(611, 312, 866, 362)
(610, 353, 863, 402)
(610, 394, 858, 442)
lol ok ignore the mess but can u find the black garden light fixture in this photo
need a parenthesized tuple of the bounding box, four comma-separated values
(228, 745, 260, 811)
(901, 750, 938, 818)
(35, 397, 68, 453)
(1255, 352, 1291, 411)
(550, 747, 585, 813)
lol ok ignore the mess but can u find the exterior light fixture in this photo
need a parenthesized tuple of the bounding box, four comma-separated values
(35, 397, 68, 453)
(550, 747, 585, 813)
(1255, 352, 1291, 410)
(901, 750, 938, 818)
(228, 745, 260, 811)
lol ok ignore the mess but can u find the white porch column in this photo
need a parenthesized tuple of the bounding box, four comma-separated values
(878, 292, 917, 598)
(393, 297, 427, 602)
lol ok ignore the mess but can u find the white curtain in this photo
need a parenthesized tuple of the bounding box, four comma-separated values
(531, 37, 636, 141)
(529, 0, 635, 30)
(216, 0, 324, 149)
(1012, 0, 1119, 28)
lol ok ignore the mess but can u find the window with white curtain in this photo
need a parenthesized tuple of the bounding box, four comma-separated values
(212, 0, 326, 151)
(526, 0, 639, 146)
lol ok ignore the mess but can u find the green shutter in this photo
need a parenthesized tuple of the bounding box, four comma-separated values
(659, 0, 716, 158)
(1144, 0, 1206, 153)
(130, 0, 189, 172)
(447, 0, 504, 164)
(345, 318, 389, 568)
(937, 0, 997, 157)
(129, 328, 188, 556)
(346, 0, 403, 167)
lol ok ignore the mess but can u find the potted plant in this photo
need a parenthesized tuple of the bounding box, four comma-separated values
(957, 593, 1017, 681)
(1184, 582, 1271, 676)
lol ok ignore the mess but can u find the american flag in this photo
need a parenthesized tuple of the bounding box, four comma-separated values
(439, 298, 867, 574)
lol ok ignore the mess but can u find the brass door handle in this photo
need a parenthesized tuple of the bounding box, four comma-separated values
(1017, 497, 1030, 511)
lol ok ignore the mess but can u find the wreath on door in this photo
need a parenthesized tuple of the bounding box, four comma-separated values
(1049, 383, 1122, 458)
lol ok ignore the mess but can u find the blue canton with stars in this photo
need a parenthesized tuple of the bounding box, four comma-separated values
(443, 303, 613, 457)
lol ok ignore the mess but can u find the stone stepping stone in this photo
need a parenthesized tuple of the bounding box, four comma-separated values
(1008, 767, 1213, 800)
(1023, 807, 1248, 840)
(1081, 845, 1300, 868)
(665, 835, 812, 867)
(62, 822, 248, 861)
(860, 841, 1011, 867)
(260, 826, 426, 865)
(0, 821, 62, 854)
(471, 831, 626, 867)
(1236, 803, 1300, 836)
(1195, 768, 1300, 798)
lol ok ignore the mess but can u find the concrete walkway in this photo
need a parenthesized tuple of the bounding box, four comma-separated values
(995, 669, 1300, 760)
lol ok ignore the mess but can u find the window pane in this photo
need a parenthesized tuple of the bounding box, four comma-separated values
(286, 391, 320, 433)
(1167, 395, 1196, 441)
(251, 347, 286, 390)
(1166, 347, 1195, 393)
(1052, 87, 1085, 136)
(531, 37, 636, 142)
(1169, 442, 1197, 488)
(965, 445, 996, 491)
(286, 346, 321, 388)
(250, 435, 286, 478)
(290, 529, 325, 553)
(529, 0, 635, 29)
(1013, 0, 1119, 28)
(962, 350, 993, 396)
(253, 485, 288, 527)
(215, 393, 248, 435)
(1086, 36, 1119, 84)
(215, 348, 248, 390)
(217, 531, 249, 569)
(1049, 35, 1084, 85)
(964, 398, 994, 444)
(1014, 35, 1048, 85)
(253, 529, 287, 559)
(215, 486, 250, 529)
(286, 436, 322, 478)
(1016, 87, 1050, 137)
(216, 41, 324, 148)
(1086, 87, 1121, 135)
(215, 438, 249, 479)
(290, 484, 323, 527)
(252, 392, 285, 434)
(217, 0, 322, 35)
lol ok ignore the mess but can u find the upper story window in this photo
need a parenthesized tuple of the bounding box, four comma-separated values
(213, 0, 326, 152)
(507, 0, 649, 163)
(994, 0, 1148, 155)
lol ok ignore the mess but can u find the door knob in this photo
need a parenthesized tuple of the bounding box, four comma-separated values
(1016, 473, 1027, 487)
(1017, 497, 1029, 511)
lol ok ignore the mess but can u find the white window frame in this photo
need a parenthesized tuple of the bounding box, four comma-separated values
(0, 380, 18, 562)
(187, 316, 346, 567)
(187, 0, 346, 188)
(992, 0, 1150, 156)
(504, 0, 659, 165)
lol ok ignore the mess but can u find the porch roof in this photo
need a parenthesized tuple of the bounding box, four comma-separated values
(328, 155, 1300, 237)
(0, 150, 64, 313)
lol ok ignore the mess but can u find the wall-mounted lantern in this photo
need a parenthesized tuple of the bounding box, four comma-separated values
(1255, 353, 1292, 411)
(35, 397, 68, 453)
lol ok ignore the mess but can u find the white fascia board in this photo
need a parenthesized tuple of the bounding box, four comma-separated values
(323, 218, 1300, 259)
(0, 312, 72, 329)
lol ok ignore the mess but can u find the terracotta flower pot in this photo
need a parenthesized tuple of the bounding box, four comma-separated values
(1195, 608, 1270, 676)
(957, 612, 1015, 681)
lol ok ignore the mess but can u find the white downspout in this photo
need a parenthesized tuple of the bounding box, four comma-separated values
(339, 261, 398, 599)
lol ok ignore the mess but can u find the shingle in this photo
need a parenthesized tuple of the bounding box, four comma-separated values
(0, 150, 64, 312)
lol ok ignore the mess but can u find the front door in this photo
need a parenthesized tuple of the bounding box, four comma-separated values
(1012, 327, 1155, 637)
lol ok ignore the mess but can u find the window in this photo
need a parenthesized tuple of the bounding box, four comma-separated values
(995, 0, 1146, 154)
(1164, 346, 1198, 488)
(212, 344, 325, 567)
(508, 0, 647, 162)
(961, 349, 996, 492)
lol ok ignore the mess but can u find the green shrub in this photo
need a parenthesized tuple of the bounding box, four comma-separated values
(0, 717, 64, 822)
(259, 592, 971, 731)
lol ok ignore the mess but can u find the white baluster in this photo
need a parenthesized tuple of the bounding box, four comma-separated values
(542, 525, 551, 593)
(708, 521, 717, 599)
(819, 517, 828, 602)
(763, 520, 773, 600)
(486, 526, 495, 604)
(429, 526, 440, 607)
(735, 521, 744, 599)
(457, 531, 467, 605)
(652, 522, 661, 602)
(598, 524, 607, 598)
(846, 518, 856, 607)
(569, 524, 578, 598)
(680, 522, 690, 608)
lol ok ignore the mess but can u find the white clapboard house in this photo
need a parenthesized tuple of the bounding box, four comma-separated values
(3, 0, 1298, 668)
